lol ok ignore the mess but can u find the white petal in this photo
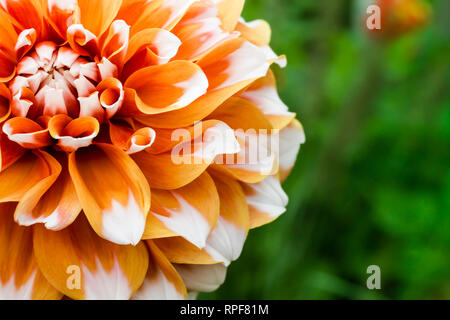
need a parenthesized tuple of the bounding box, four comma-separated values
(101, 190, 146, 245)
(175, 264, 227, 293)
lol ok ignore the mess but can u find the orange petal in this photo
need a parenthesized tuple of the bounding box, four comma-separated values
(240, 70, 295, 130)
(0, 0, 45, 36)
(235, 17, 271, 46)
(101, 20, 130, 67)
(116, 0, 152, 27)
(0, 82, 11, 123)
(97, 78, 125, 118)
(0, 203, 62, 300)
(3, 117, 52, 149)
(153, 237, 218, 265)
(132, 121, 239, 189)
(10, 86, 36, 118)
(172, 1, 239, 61)
(206, 97, 273, 131)
(15, 28, 37, 59)
(141, 119, 222, 155)
(0, 53, 16, 82)
(46, 0, 77, 39)
(134, 37, 271, 128)
(143, 172, 220, 249)
(49, 115, 100, 152)
(76, 0, 123, 37)
(241, 175, 288, 228)
(68, 143, 150, 245)
(0, 151, 53, 202)
(67, 24, 99, 57)
(0, 9, 18, 54)
(133, 241, 186, 300)
(15, 152, 82, 230)
(154, 171, 249, 266)
(131, 0, 198, 35)
(0, 130, 26, 172)
(124, 28, 181, 71)
(174, 263, 227, 293)
(33, 214, 148, 300)
(206, 97, 278, 183)
(278, 119, 305, 181)
(215, 0, 245, 31)
(124, 60, 208, 115)
(204, 171, 249, 265)
(109, 119, 156, 154)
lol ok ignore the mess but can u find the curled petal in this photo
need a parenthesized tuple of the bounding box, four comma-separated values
(101, 20, 130, 67)
(97, 78, 124, 118)
(2, 117, 51, 149)
(67, 24, 99, 57)
(33, 214, 148, 300)
(49, 115, 100, 152)
(98, 57, 119, 80)
(124, 61, 208, 115)
(68, 143, 151, 245)
(78, 92, 105, 122)
(124, 28, 181, 73)
(15, 28, 37, 59)
(143, 172, 220, 249)
(109, 120, 156, 154)
(133, 241, 186, 300)
(241, 175, 288, 228)
(0, 204, 62, 300)
(125, 128, 156, 154)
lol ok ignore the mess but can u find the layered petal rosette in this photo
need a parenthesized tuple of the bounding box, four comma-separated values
(0, 0, 305, 300)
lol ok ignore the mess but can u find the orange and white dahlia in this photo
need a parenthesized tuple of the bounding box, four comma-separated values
(0, 0, 304, 300)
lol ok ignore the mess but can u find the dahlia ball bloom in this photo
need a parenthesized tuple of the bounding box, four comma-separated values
(0, 0, 305, 300)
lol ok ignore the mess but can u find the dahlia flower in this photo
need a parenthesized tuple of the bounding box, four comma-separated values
(370, 0, 430, 38)
(0, 0, 304, 300)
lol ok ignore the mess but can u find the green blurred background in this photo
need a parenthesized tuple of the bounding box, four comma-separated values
(202, 0, 450, 300)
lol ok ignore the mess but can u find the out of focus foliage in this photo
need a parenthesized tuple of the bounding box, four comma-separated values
(202, 0, 450, 300)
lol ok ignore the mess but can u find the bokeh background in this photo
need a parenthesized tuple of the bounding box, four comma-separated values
(202, 0, 450, 300)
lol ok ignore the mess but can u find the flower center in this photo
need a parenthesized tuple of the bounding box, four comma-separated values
(10, 41, 100, 119)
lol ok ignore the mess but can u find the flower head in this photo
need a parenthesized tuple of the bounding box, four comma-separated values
(0, 0, 304, 300)
(369, 0, 430, 39)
